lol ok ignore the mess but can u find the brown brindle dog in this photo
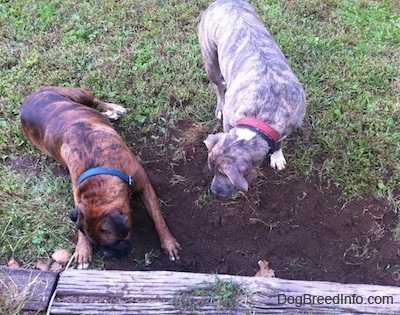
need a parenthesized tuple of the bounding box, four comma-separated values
(20, 87, 181, 269)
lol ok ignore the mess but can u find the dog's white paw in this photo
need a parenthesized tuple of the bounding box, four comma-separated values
(270, 148, 287, 170)
(216, 110, 222, 120)
(105, 106, 127, 120)
(76, 262, 90, 270)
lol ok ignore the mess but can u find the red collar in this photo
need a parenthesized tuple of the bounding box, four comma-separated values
(236, 117, 280, 144)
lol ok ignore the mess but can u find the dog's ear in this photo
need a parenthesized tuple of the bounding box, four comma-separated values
(70, 207, 81, 222)
(224, 165, 249, 192)
(103, 209, 130, 238)
(204, 133, 222, 150)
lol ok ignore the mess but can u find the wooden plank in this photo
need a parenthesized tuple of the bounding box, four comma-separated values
(50, 270, 400, 314)
(49, 301, 231, 314)
(0, 267, 58, 312)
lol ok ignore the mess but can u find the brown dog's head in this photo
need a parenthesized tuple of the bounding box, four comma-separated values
(204, 129, 268, 197)
(70, 206, 132, 258)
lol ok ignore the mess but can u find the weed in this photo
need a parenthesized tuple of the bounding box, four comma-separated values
(343, 222, 385, 264)
(174, 276, 247, 311)
(206, 277, 244, 308)
(343, 238, 378, 262)
(171, 122, 212, 162)
(134, 249, 158, 267)
(392, 265, 400, 281)
(90, 251, 106, 270)
(0, 271, 37, 315)
(194, 190, 214, 209)
(367, 222, 385, 242)
(249, 218, 280, 231)
(392, 223, 400, 242)
(286, 257, 307, 273)
(174, 292, 200, 312)
(222, 190, 261, 209)
(169, 174, 187, 186)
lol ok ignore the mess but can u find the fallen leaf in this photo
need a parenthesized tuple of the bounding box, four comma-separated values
(8, 259, 20, 268)
(52, 249, 71, 263)
(50, 262, 63, 273)
(254, 260, 275, 277)
(35, 259, 50, 271)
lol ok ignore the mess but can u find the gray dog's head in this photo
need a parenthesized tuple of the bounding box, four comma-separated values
(204, 129, 269, 197)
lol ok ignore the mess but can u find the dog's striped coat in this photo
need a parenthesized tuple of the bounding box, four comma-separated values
(199, 0, 306, 196)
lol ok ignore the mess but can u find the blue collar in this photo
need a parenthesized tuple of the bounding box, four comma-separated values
(78, 167, 135, 187)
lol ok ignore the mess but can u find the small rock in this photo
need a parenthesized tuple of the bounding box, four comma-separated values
(35, 259, 50, 271)
(8, 259, 21, 269)
(50, 262, 63, 273)
(52, 249, 71, 263)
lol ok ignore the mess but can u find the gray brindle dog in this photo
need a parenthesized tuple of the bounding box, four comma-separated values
(198, 0, 306, 196)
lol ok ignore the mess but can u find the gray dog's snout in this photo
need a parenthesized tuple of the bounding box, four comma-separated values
(211, 178, 237, 197)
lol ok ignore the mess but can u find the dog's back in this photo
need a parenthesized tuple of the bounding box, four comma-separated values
(20, 87, 116, 164)
(199, 0, 286, 81)
(198, 0, 306, 136)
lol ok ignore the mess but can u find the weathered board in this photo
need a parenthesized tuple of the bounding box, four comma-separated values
(0, 266, 58, 312)
(50, 270, 400, 314)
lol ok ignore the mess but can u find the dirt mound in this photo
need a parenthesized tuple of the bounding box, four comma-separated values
(105, 121, 399, 286)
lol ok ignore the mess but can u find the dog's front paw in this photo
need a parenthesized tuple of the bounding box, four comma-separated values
(76, 262, 90, 270)
(270, 148, 287, 170)
(75, 252, 91, 269)
(161, 237, 182, 261)
(214, 101, 223, 120)
(75, 247, 92, 269)
(74, 233, 92, 269)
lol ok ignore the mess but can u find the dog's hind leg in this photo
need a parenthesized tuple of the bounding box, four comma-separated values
(46, 87, 127, 120)
(95, 99, 127, 121)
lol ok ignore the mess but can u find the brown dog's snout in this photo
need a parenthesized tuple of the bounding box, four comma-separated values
(99, 239, 132, 259)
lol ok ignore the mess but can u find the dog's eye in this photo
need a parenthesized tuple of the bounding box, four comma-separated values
(100, 228, 111, 235)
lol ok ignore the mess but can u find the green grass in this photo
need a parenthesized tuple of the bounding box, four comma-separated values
(174, 276, 246, 311)
(257, 0, 400, 202)
(0, 0, 399, 267)
(0, 267, 41, 314)
(0, 163, 74, 266)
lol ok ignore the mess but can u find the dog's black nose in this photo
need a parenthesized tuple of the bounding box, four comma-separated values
(99, 240, 133, 259)
(101, 249, 118, 259)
